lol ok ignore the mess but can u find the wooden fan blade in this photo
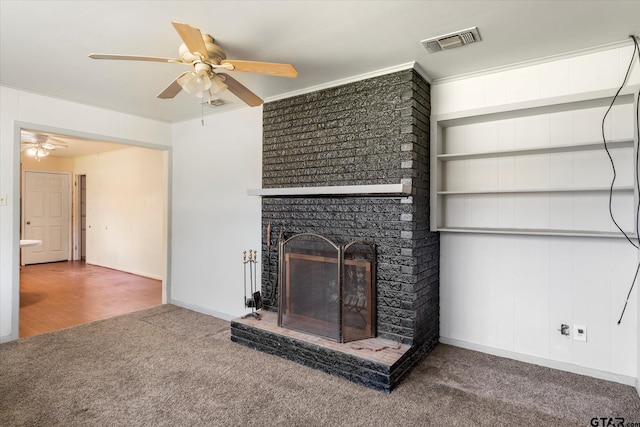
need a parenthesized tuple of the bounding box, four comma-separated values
(221, 60, 298, 78)
(157, 72, 190, 99)
(171, 22, 209, 59)
(89, 54, 183, 63)
(218, 73, 263, 107)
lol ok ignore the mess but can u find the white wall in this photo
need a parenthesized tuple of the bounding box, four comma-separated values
(170, 106, 263, 320)
(73, 147, 166, 279)
(433, 44, 640, 384)
(0, 86, 171, 342)
(22, 154, 74, 173)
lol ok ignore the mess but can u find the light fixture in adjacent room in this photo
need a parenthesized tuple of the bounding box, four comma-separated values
(20, 131, 68, 161)
(25, 145, 51, 160)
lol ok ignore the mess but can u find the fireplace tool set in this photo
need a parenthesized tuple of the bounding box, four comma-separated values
(242, 249, 262, 319)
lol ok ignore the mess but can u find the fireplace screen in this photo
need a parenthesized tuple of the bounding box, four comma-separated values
(278, 233, 375, 343)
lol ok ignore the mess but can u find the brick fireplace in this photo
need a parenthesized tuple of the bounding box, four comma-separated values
(230, 68, 439, 392)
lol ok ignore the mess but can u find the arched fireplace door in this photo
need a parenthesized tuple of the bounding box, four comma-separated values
(278, 232, 376, 343)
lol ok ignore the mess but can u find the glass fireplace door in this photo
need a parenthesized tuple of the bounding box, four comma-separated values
(280, 233, 341, 341)
(278, 233, 376, 343)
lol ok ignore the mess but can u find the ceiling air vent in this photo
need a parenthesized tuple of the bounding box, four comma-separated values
(421, 27, 481, 53)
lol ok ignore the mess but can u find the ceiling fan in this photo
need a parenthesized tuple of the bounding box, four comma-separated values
(21, 131, 68, 160)
(89, 21, 298, 107)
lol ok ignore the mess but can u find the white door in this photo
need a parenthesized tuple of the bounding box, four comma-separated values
(22, 171, 71, 265)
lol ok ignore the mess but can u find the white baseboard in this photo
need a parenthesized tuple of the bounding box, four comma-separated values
(85, 261, 162, 281)
(168, 299, 237, 322)
(0, 334, 14, 344)
(440, 337, 637, 387)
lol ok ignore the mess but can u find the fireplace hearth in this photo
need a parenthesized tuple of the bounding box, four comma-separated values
(231, 311, 412, 392)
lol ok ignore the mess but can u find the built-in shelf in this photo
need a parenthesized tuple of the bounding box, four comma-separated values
(247, 183, 412, 197)
(437, 186, 635, 195)
(437, 227, 637, 239)
(430, 85, 640, 237)
(433, 87, 637, 127)
(437, 139, 633, 161)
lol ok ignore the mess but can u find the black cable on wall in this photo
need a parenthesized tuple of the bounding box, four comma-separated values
(606, 35, 640, 324)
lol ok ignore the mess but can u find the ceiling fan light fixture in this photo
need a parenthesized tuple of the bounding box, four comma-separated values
(178, 71, 212, 95)
(193, 74, 212, 91)
(26, 146, 50, 159)
(194, 89, 209, 99)
(210, 73, 228, 95)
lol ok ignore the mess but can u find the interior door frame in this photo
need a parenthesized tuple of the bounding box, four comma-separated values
(21, 170, 73, 265)
(12, 121, 173, 340)
(73, 174, 87, 261)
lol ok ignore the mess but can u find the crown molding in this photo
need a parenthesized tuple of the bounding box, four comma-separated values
(432, 37, 637, 86)
(266, 62, 431, 103)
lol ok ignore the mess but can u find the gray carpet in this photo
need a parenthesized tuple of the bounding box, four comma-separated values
(1, 305, 638, 426)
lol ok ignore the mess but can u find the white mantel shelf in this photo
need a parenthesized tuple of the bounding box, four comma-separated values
(247, 183, 412, 197)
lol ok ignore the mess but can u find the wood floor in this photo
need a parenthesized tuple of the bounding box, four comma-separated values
(20, 261, 162, 338)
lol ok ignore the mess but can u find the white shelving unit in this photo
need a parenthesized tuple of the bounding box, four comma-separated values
(435, 227, 628, 239)
(437, 186, 635, 195)
(430, 85, 640, 238)
(436, 139, 633, 161)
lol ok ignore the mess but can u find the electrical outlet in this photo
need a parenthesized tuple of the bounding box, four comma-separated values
(574, 325, 587, 342)
(558, 324, 570, 336)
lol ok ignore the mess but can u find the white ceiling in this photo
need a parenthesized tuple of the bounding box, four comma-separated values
(2, 0, 639, 127)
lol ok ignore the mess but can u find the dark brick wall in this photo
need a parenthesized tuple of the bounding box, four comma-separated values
(260, 69, 438, 346)
(263, 71, 419, 187)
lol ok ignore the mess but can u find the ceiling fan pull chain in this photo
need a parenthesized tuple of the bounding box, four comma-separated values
(201, 101, 205, 126)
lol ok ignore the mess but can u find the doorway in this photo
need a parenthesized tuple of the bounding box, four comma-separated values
(76, 174, 87, 261)
(15, 124, 170, 339)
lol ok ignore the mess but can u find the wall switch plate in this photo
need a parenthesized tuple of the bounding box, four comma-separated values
(574, 325, 587, 342)
(0, 193, 6, 206)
